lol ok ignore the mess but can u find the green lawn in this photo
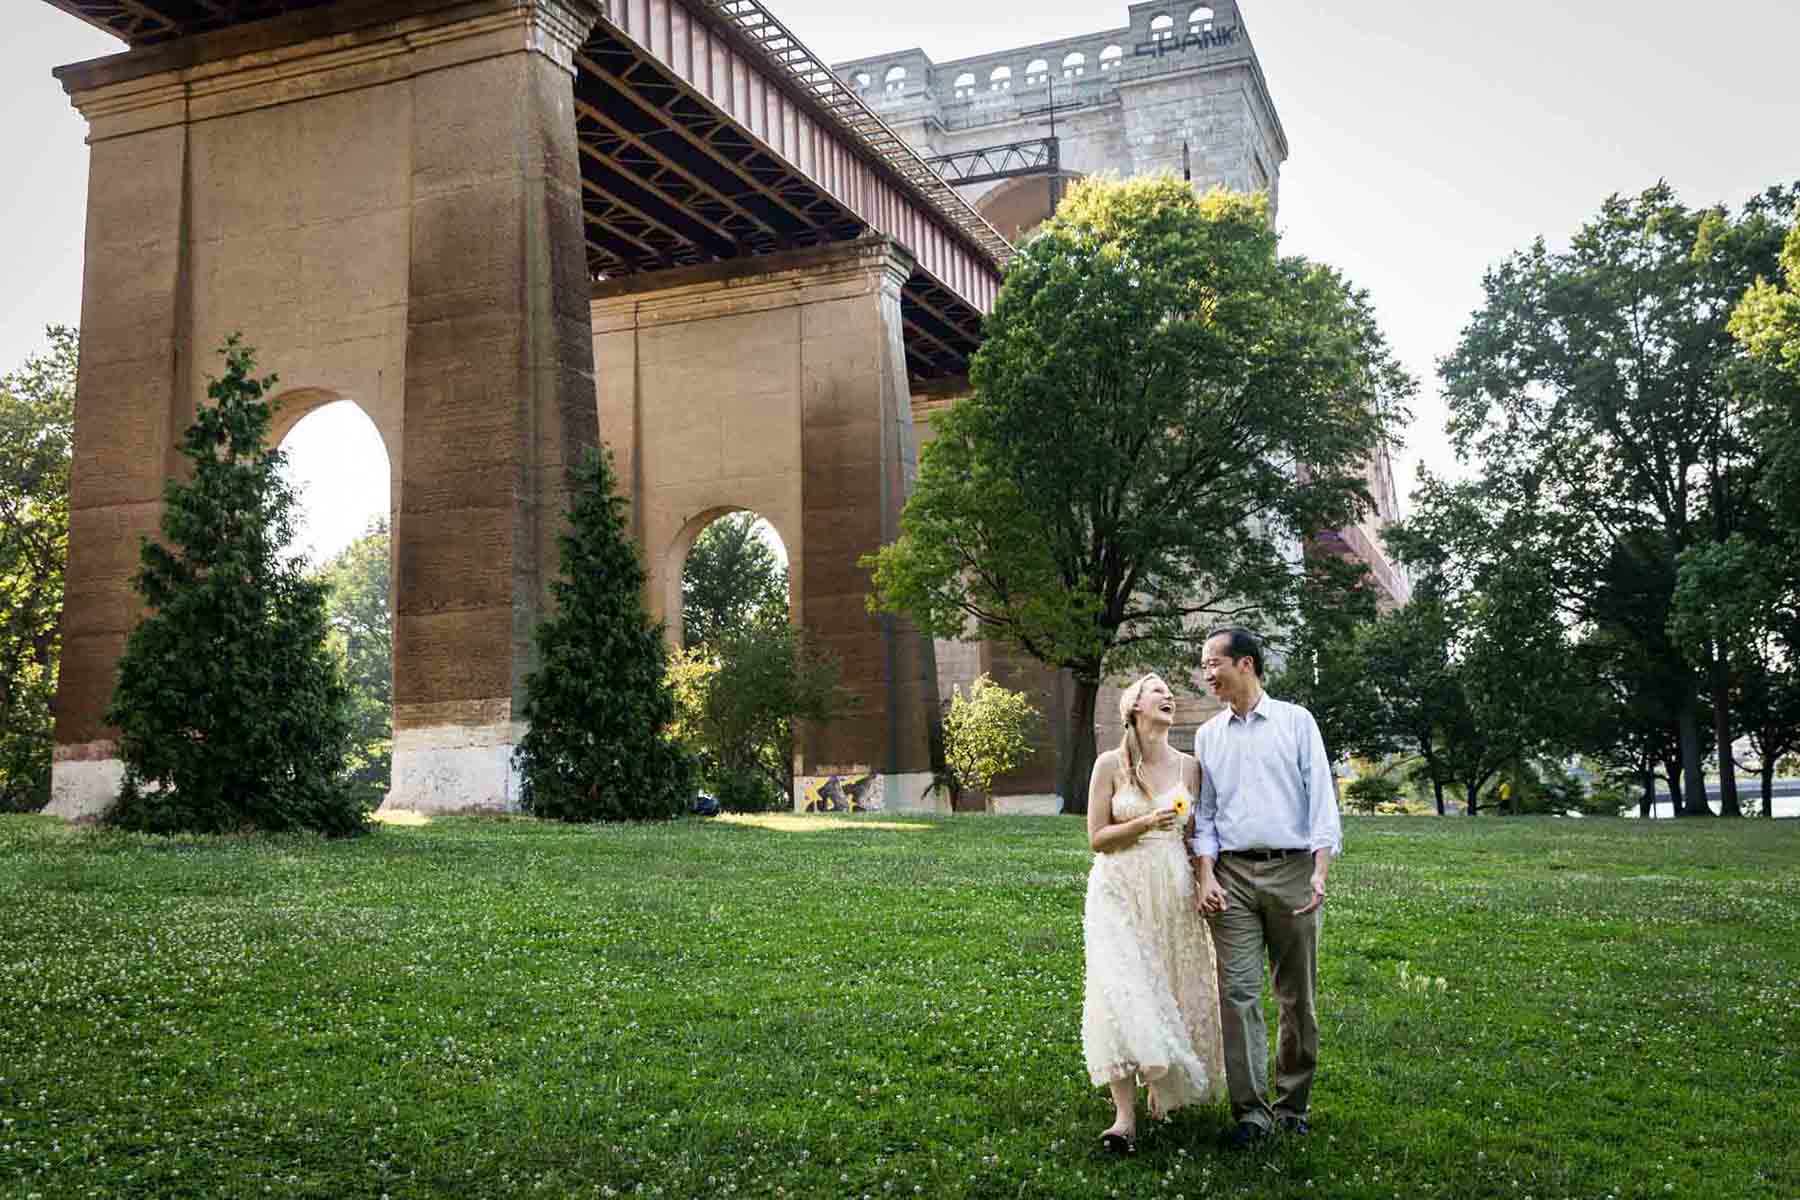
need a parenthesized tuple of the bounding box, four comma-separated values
(1, 812, 1795, 1200)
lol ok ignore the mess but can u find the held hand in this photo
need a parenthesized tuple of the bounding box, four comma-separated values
(1143, 805, 1181, 833)
(1196, 877, 1228, 915)
(1293, 870, 1327, 916)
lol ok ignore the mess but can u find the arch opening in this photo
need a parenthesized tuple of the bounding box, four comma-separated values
(1061, 50, 1086, 77)
(672, 509, 799, 812)
(276, 397, 394, 810)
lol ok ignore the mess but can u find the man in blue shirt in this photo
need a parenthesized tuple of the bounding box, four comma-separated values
(1189, 627, 1342, 1149)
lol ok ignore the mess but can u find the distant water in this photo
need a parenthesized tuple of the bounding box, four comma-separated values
(1628, 797, 1798, 819)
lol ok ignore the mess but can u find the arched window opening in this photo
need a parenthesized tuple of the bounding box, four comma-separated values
(1151, 14, 1175, 40)
(1099, 45, 1123, 71)
(278, 398, 393, 809)
(989, 65, 1012, 91)
(1062, 50, 1086, 77)
(884, 64, 907, 92)
(1025, 58, 1049, 85)
(953, 71, 976, 98)
(1189, 5, 1215, 28)
(854, 71, 871, 91)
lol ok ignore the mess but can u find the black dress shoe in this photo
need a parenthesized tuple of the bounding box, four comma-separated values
(1223, 1120, 1268, 1150)
(1098, 1130, 1137, 1155)
(1276, 1114, 1311, 1136)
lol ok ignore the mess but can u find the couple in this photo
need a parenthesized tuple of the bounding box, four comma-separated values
(1080, 627, 1343, 1153)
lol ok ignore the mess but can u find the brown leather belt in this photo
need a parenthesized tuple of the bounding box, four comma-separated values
(1223, 848, 1307, 861)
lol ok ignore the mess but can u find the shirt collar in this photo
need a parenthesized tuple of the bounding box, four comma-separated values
(1229, 689, 1272, 725)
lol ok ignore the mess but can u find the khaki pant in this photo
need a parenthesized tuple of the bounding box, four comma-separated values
(1206, 851, 1320, 1130)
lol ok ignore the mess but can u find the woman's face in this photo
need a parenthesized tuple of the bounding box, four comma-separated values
(1134, 675, 1175, 728)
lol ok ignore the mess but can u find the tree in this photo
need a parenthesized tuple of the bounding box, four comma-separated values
(682, 512, 788, 648)
(1442, 182, 1800, 816)
(314, 520, 392, 809)
(106, 338, 361, 834)
(1729, 205, 1800, 542)
(867, 178, 1412, 810)
(514, 447, 693, 822)
(942, 674, 1041, 810)
(673, 621, 852, 810)
(0, 327, 75, 812)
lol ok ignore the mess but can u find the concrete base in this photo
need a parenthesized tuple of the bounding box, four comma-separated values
(46, 749, 125, 820)
(382, 722, 523, 815)
(881, 772, 948, 814)
(993, 793, 1064, 815)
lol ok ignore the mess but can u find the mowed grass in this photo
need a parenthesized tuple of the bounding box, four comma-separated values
(1, 813, 1796, 1200)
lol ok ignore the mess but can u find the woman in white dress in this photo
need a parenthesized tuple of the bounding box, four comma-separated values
(1081, 673, 1226, 1152)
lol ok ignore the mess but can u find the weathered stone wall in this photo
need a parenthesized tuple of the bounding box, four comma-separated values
(48, 0, 603, 818)
(592, 239, 943, 812)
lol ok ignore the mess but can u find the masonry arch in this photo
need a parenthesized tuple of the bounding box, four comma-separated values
(664, 505, 795, 650)
(274, 394, 395, 805)
(976, 170, 1084, 243)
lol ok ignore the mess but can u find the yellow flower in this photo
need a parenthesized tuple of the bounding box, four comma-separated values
(1172, 794, 1190, 817)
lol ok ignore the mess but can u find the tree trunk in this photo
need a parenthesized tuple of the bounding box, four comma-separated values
(1464, 778, 1479, 816)
(1431, 777, 1445, 816)
(1708, 651, 1741, 817)
(1763, 759, 1776, 819)
(1639, 764, 1655, 819)
(1664, 762, 1683, 816)
(1420, 743, 1446, 816)
(1678, 700, 1710, 816)
(1061, 677, 1101, 815)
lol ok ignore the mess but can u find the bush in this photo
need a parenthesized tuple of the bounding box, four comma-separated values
(716, 769, 782, 813)
(942, 675, 1040, 810)
(104, 339, 362, 835)
(515, 447, 693, 822)
(1345, 774, 1403, 815)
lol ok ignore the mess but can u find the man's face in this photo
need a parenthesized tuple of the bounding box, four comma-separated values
(1201, 636, 1251, 703)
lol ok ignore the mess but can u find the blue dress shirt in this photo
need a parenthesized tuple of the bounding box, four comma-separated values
(1189, 691, 1343, 861)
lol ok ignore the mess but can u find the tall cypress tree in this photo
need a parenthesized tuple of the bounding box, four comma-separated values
(106, 337, 360, 834)
(514, 446, 693, 821)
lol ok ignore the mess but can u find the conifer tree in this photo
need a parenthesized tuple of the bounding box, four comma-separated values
(514, 447, 693, 821)
(106, 337, 360, 834)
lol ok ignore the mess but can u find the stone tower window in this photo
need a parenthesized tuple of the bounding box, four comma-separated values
(954, 71, 976, 98)
(1025, 58, 1049, 85)
(1189, 5, 1215, 29)
(854, 71, 871, 91)
(884, 65, 907, 93)
(1151, 14, 1175, 41)
(1099, 45, 1123, 71)
(1062, 51, 1086, 77)
(989, 65, 1012, 91)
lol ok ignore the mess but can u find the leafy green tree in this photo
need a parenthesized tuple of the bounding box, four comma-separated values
(942, 674, 1041, 810)
(678, 622, 852, 809)
(1730, 207, 1800, 541)
(514, 447, 693, 821)
(0, 327, 75, 812)
(106, 338, 361, 834)
(1442, 182, 1799, 816)
(313, 519, 392, 809)
(867, 178, 1411, 810)
(1671, 533, 1800, 817)
(682, 512, 788, 648)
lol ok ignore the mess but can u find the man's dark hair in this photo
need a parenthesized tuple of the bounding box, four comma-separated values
(1208, 627, 1264, 678)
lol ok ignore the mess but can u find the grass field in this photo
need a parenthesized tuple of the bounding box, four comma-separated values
(1, 812, 1795, 1200)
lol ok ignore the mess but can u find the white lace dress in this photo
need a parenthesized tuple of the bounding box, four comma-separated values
(1081, 782, 1226, 1110)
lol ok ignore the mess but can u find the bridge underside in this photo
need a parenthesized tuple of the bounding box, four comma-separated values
(45, 0, 996, 382)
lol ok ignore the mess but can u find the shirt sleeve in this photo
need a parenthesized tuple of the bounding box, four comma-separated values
(1299, 707, 1342, 857)
(1191, 727, 1221, 860)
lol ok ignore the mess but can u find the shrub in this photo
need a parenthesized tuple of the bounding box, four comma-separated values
(514, 447, 693, 821)
(1344, 774, 1403, 815)
(106, 338, 361, 835)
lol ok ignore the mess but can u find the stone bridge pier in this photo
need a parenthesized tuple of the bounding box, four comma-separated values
(48, 0, 606, 817)
(591, 238, 941, 814)
(44, 0, 948, 818)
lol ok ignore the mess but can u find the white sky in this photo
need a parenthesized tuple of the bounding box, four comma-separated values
(5, 0, 1798, 562)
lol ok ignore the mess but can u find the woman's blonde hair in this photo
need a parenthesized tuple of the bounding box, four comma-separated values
(1114, 674, 1162, 797)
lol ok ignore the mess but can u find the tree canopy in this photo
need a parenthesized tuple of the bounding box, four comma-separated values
(681, 512, 788, 649)
(0, 327, 75, 812)
(868, 176, 1411, 809)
